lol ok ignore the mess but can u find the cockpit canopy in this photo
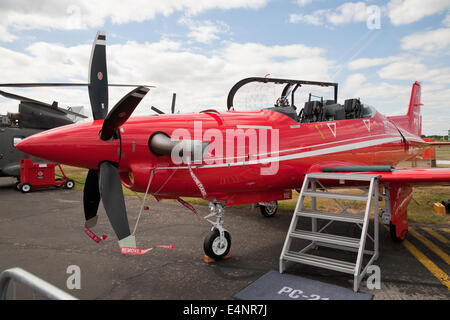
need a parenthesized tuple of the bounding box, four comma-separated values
(227, 77, 375, 123)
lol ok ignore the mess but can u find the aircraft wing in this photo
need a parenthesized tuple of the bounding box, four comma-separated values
(320, 166, 450, 185)
(427, 142, 450, 146)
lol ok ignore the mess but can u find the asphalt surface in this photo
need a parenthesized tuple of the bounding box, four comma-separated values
(0, 177, 449, 300)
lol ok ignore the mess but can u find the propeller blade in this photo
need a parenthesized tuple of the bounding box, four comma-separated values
(83, 169, 101, 226)
(0, 89, 87, 119)
(88, 30, 108, 120)
(100, 86, 149, 140)
(98, 161, 132, 242)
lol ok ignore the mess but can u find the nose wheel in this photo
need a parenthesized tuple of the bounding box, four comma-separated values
(203, 202, 231, 260)
(203, 228, 231, 260)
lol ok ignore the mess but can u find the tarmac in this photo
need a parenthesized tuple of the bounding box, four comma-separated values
(0, 177, 449, 300)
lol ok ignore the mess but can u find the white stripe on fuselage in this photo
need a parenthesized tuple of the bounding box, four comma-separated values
(157, 136, 401, 170)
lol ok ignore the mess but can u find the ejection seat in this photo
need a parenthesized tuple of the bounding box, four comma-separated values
(344, 98, 362, 119)
(322, 103, 346, 121)
(299, 101, 323, 123)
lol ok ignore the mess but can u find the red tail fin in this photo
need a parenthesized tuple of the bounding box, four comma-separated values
(388, 81, 422, 136)
(406, 81, 422, 136)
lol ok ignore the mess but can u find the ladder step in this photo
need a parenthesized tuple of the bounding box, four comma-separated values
(282, 251, 356, 274)
(303, 191, 368, 201)
(290, 230, 361, 248)
(297, 210, 364, 224)
(306, 172, 379, 181)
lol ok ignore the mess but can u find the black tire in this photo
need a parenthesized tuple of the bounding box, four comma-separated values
(20, 183, 31, 193)
(390, 222, 407, 242)
(65, 179, 75, 189)
(15, 182, 21, 191)
(259, 201, 278, 217)
(203, 229, 231, 260)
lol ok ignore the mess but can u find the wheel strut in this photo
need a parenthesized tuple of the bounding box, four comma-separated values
(203, 201, 231, 260)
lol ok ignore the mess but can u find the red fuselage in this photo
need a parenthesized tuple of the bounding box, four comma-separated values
(17, 108, 428, 205)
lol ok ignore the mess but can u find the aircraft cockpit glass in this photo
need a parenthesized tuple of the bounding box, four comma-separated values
(361, 104, 376, 118)
(275, 96, 290, 108)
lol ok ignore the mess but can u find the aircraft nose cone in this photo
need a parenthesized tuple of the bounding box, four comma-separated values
(16, 126, 78, 162)
(16, 122, 120, 169)
(16, 136, 38, 155)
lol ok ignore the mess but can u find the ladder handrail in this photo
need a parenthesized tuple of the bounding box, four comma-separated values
(279, 175, 310, 271)
(0, 267, 77, 300)
(353, 177, 377, 278)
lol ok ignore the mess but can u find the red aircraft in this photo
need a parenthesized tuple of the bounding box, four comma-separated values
(12, 31, 450, 259)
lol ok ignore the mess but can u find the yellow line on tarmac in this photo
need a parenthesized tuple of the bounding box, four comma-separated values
(421, 227, 449, 244)
(409, 227, 450, 265)
(402, 240, 450, 290)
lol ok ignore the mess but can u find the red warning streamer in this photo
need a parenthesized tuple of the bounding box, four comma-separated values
(84, 226, 107, 243)
(187, 163, 207, 199)
(120, 247, 153, 255)
(157, 245, 175, 249)
(177, 198, 198, 215)
(120, 245, 175, 255)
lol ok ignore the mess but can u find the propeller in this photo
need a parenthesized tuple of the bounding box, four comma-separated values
(81, 31, 149, 249)
(100, 86, 149, 140)
(2, 30, 152, 250)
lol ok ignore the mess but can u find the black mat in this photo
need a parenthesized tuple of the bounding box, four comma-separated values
(234, 270, 373, 300)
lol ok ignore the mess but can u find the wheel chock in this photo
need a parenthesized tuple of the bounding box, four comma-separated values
(203, 252, 231, 263)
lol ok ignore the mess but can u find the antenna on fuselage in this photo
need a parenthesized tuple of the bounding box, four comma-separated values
(171, 93, 176, 114)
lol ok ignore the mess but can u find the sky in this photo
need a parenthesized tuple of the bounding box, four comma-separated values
(0, 0, 449, 135)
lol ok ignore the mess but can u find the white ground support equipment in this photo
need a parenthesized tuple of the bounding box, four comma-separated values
(0, 267, 77, 300)
(279, 172, 380, 292)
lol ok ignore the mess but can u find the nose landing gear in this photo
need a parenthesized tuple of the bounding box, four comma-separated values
(203, 202, 232, 260)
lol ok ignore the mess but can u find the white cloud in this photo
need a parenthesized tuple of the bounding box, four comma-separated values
(341, 73, 410, 105)
(443, 12, 450, 27)
(327, 2, 371, 25)
(289, 2, 378, 27)
(0, 25, 18, 43)
(377, 60, 450, 84)
(347, 56, 400, 70)
(400, 28, 450, 54)
(0, 37, 333, 117)
(0, 0, 268, 42)
(178, 18, 230, 44)
(295, 0, 314, 7)
(289, 11, 324, 26)
(387, 0, 450, 25)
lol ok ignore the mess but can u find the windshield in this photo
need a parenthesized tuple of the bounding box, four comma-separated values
(230, 81, 336, 112)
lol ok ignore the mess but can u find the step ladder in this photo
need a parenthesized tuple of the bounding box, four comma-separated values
(279, 172, 380, 292)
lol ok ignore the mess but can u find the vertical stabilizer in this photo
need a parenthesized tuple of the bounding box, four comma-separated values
(388, 81, 422, 136)
(406, 81, 422, 136)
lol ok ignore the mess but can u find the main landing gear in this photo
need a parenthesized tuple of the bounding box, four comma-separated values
(203, 202, 231, 260)
(259, 201, 278, 217)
